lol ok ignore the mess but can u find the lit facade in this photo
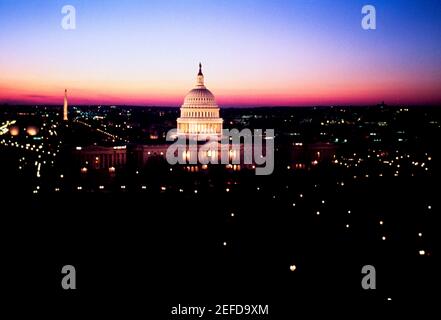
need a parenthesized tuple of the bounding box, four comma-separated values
(177, 63, 223, 138)
(73, 145, 127, 169)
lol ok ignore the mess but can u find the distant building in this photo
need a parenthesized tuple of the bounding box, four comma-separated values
(73, 145, 127, 169)
(127, 144, 169, 166)
(177, 63, 223, 138)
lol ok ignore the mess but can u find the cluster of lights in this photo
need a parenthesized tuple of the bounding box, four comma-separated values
(4, 111, 434, 273)
(75, 119, 128, 143)
(267, 178, 432, 263)
(1, 120, 62, 185)
(333, 150, 432, 177)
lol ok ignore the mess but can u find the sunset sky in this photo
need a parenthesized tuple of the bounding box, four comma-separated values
(1, 0, 441, 106)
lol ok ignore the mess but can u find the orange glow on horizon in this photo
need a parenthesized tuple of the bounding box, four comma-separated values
(1, 70, 440, 106)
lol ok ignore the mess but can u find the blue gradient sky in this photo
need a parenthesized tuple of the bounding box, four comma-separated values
(0, 0, 440, 106)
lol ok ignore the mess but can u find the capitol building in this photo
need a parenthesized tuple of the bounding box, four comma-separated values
(72, 63, 249, 172)
(177, 63, 223, 138)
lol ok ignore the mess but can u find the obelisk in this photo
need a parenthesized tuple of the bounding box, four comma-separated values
(63, 89, 68, 121)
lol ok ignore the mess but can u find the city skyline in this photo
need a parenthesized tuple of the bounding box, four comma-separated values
(1, 1, 438, 312)
(1, 0, 441, 106)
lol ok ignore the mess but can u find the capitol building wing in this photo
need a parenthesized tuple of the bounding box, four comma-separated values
(177, 63, 223, 137)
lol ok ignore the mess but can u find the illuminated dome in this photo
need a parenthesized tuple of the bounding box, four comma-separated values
(177, 63, 223, 137)
(183, 88, 217, 107)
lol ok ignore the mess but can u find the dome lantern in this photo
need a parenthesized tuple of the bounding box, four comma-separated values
(196, 62, 204, 87)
